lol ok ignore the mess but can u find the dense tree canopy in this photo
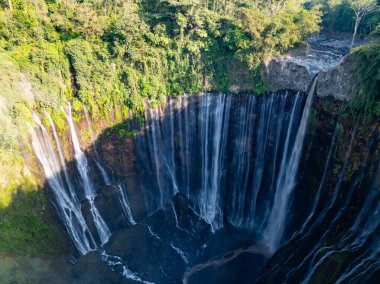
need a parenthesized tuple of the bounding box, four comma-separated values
(0, 1, 323, 195)
(0, 0, 321, 112)
(308, 0, 380, 34)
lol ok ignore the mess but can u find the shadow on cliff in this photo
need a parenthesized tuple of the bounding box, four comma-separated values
(0, 187, 70, 256)
(30, 93, 380, 283)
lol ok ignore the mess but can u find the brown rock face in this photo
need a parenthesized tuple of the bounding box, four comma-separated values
(98, 133, 138, 177)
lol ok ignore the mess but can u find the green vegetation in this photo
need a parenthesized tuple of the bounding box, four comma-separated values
(347, 0, 379, 47)
(306, 0, 380, 120)
(0, 1, 322, 221)
(308, 0, 380, 35)
(1, 0, 322, 112)
(1, 0, 378, 258)
(0, 180, 68, 256)
(350, 38, 380, 117)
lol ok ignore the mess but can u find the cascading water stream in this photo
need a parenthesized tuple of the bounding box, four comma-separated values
(198, 94, 232, 231)
(264, 76, 317, 251)
(29, 114, 94, 254)
(227, 94, 256, 228)
(62, 104, 95, 197)
(62, 103, 111, 245)
(30, 104, 135, 255)
(137, 91, 313, 242)
(28, 89, 379, 283)
(83, 105, 135, 225)
(32, 91, 312, 259)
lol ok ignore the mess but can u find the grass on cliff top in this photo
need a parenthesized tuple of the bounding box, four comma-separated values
(0, 180, 69, 256)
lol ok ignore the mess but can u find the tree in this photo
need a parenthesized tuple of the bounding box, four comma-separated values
(348, 0, 379, 48)
(1, 0, 13, 10)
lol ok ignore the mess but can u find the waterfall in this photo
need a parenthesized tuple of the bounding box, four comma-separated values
(30, 91, 315, 257)
(183, 94, 191, 196)
(198, 94, 231, 230)
(30, 91, 315, 258)
(62, 103, 111, 245)
(27, 88, 380, 284)
(264, 77, 317, 251)
(30, 104, 136, 254)
(84, 106, 136, 225)
(114, 183, 136, 225)
(148, 107, 171, 208)
(62, 104, 95, 197)
(227, 94, 256, 228)
(29, 114, 94, 254)
(135, 91, 312, 236)
(167, 97, 179, 193)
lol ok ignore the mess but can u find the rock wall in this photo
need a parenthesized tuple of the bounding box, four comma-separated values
(264, 40, 360, 100)
(316, 54, 359, 100)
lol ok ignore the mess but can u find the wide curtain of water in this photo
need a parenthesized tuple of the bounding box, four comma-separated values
(29, 84, 380, 283)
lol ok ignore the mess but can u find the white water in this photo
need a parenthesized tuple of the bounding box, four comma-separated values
(101, 251, 155, 284)
(170, 242, 189, 264)
(264, 77, 317, 251)
(62, 103, 111, 245)
(28, 91, 379, 283)
(228, 95, 256, 228)
(31, 92, 314, 256)
(198, 94, 231, 231)
(30, 104, 135, 253)
(137, 92, 314, 239)
(62, 104, 93, 197)
(114, 183, 136, 225)
(29, 114, 94, 254)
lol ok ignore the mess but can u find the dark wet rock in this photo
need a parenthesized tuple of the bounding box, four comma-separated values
(188, 252, 266, 284)
(105, 224, 186, 283)
(94, 185, 129, 231)
(102, 193, 213, 283)
(72, 251, 131, 284)
(172, 193, 212, 239)
(121, 176, 149, 221)
(101, 193, 267, 283)
(35, 88, 379, 284)
(81, 199, 101, 246)
(98, 134, 138, 177)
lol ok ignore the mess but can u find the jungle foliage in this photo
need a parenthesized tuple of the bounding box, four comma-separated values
(308, 0, 380, 34)
(0, 0, 322, 189)
(350, 38, 380, 117)
(0, 0, 322, 115)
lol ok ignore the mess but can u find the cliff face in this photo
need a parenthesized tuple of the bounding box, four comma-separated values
(16, 36, 376, 283)
(20, 87, 379, 283)
(264, 36, 360, 100)
(316, 54, 359, 100)
(78, 95, 379, 283)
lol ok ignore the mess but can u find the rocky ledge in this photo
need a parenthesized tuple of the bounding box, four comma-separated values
(264, 34, 361, 100)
